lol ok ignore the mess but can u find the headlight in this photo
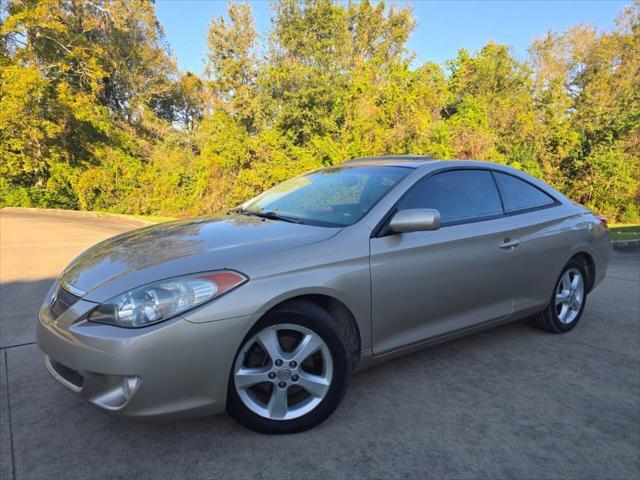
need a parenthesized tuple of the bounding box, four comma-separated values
(87, 271, 247, 328)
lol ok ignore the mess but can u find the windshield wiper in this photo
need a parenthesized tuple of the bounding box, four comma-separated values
(235, 209, 303, 224)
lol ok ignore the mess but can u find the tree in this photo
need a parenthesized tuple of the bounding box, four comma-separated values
(1, 0, 638, 221)
(528, 2, 640, 220)
(0, 0, 181, 209)
(445, 44, 536, 164)
(206, 2, 260, 132)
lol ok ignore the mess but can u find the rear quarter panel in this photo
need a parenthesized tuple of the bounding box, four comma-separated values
(509, 204, 608, 311)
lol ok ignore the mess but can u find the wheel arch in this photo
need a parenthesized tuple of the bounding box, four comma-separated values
(570, 251, 596, 292)
(255, 292, 362, 371)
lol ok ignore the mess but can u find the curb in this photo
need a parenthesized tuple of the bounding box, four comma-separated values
(0, 207, 157, 227)
(612, 239, 640, 250)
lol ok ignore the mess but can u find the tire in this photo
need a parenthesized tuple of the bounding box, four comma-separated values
(530, 258, 588, 333)
(227, 300, 352, 434)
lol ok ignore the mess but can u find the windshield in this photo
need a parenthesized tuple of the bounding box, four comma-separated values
(241, 166, 410, 227)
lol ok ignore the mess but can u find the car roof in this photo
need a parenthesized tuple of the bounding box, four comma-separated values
(343, 155, 438, 168)
(342, 156, 502, 170)
(340, 156, 571, 205)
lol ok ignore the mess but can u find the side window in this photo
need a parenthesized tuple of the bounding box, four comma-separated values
(398, 170, 503, 225)
(494, 172, 555, 213)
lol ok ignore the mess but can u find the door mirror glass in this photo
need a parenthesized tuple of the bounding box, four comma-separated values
(389, 209, 441, 233)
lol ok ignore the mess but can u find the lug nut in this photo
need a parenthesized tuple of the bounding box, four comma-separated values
(275, 359, 283, 367)
(292, 374, 299, 382)
(268, 372, 276, 380)
(289, 361, 297, 368)
(278, 381, 286, 388)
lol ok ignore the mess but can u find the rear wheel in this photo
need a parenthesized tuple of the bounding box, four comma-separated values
(227, 301, 351, 433)
(530, 259, 587, 333)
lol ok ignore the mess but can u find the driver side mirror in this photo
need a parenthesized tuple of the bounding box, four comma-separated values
(389, 208, 441, 233)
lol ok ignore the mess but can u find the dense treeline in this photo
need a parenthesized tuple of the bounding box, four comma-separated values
(1, 0, 638, 220)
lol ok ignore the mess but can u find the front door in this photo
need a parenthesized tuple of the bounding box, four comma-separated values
(370, 169, 521, 355)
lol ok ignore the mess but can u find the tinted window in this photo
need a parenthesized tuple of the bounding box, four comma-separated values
(398, 170, 503, 225)
(494, 172, 555, 213)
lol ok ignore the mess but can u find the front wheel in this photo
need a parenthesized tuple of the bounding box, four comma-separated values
(530, 259, 588, 333)
(227, 301, 351, 433)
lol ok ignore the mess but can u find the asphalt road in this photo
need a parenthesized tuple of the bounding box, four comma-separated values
(1, 209, 639, 480)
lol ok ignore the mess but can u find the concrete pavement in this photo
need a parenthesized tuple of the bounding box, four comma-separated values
(0, 210, 134, 349)
(1, 210, 638, 479)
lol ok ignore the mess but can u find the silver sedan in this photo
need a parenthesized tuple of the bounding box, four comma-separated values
(37, 157, 612, 433)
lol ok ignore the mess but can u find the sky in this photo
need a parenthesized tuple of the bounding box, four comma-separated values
(154, 0, 630, 74)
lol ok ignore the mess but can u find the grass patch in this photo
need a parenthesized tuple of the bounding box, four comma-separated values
(609, 224, 640, 241)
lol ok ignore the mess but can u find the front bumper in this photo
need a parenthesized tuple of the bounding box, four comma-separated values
(37, 297, 253, 420)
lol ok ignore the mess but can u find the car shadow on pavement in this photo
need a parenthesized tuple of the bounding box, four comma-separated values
(1, 278, 56, 349)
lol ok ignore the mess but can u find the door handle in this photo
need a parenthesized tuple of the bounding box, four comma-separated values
(499, 238, 520, 249)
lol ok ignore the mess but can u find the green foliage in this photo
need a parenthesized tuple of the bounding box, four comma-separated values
(1, 0, 638, 221)
(568, 144, 638, 221)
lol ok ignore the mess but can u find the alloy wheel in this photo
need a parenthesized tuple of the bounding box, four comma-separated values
(555, 267, 584, 324)
(233, 323, 333, 420)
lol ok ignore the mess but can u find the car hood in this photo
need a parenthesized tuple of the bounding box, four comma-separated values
(61, 215, 340, 302)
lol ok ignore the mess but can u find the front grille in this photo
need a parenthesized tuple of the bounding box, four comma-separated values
(50, 286, 81, 318)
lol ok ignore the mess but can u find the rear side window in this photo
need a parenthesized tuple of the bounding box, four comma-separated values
(398, 170, 503, 225)
(494, 172, 556, 213)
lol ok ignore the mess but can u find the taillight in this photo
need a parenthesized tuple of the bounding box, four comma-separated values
(596, 215, 608, 229)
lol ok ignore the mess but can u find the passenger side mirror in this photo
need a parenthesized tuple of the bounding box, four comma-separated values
(389, 209, 441, 233)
